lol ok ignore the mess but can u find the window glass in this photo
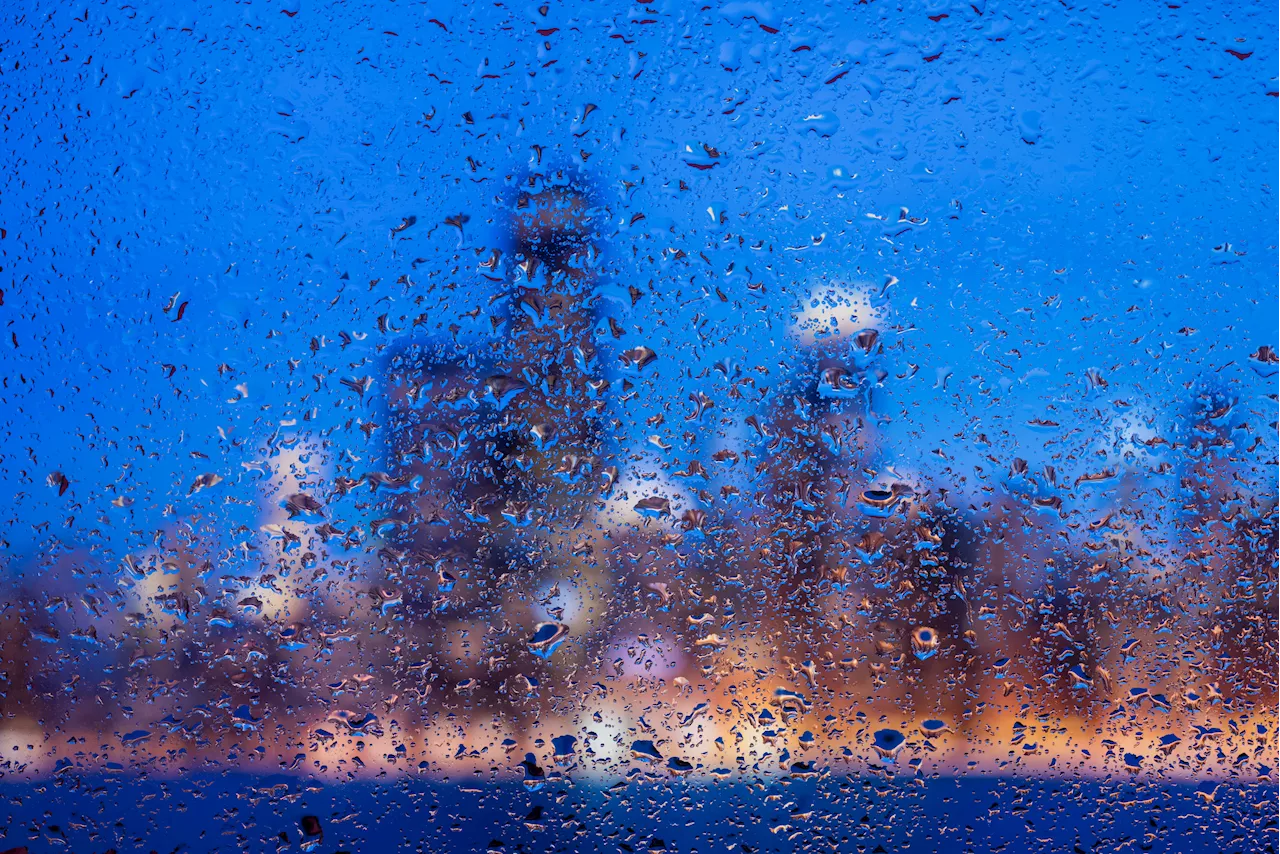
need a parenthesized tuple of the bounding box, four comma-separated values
(0, 1, 1275, 851)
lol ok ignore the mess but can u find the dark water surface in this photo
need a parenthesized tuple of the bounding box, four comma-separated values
(0, 774, 1272, 853)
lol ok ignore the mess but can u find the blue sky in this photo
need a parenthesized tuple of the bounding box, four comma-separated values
(0, 0, 1274, 564)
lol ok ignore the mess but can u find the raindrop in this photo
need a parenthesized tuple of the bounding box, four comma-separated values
(528, 622, 570, 659)
(911, 626, 941, 659)
(872, 728, 907, 763)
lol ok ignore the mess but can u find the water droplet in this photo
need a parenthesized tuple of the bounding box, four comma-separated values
(528, 621, 570, 659)
(919, 719, 950, 737)
(630, 740, 663, 762)
(911, 626, 940, 659)
(872, 728, 906, 763)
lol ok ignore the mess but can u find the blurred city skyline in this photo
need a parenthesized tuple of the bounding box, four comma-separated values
(0, 0, 1274, 850)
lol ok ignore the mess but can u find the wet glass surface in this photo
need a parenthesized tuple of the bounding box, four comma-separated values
(0, 0, 1276, 851)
